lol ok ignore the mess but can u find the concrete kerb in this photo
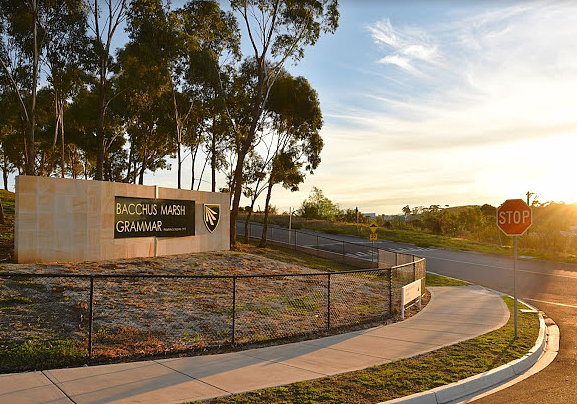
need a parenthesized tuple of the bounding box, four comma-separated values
(378, 294, 548, 404)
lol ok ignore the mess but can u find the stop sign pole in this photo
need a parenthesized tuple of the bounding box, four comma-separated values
(497, 199, 532, 338)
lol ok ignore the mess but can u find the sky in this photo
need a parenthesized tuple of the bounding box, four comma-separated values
(7, 0, 577, 215)
(241, 0, 577, 214)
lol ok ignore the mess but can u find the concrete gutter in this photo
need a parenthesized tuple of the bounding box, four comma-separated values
(378, 299, 554, 404)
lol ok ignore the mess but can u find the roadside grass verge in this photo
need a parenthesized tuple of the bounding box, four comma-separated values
(193, 297, 538, 404)
(243, 214, 576, 264)
(236, 240, 360, 273)
(425, 272, 469, 287)
(240, 241, 465, 288)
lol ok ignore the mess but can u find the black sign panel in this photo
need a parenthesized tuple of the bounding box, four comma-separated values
(114, 197, 195, 238)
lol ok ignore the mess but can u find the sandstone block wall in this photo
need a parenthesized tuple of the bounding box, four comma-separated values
(15, 176, 229, 263)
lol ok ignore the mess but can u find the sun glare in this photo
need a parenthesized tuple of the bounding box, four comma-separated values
(523, 133, 577, 205)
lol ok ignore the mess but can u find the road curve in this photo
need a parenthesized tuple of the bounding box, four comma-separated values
(246, 223, 576, 403)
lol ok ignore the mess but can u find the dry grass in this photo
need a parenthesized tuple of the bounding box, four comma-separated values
(1, 247, 407, 371)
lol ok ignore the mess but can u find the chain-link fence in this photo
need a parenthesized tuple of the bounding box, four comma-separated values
(1, 266, 396, 372)
(1, 223, 425, 372)
(238, 221, 425, 273)
(237, 220, 427, 324)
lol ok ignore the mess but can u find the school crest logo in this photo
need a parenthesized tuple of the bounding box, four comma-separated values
(204, 204, 221, 233)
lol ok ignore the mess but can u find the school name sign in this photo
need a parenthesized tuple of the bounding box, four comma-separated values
(114, 196, 195, 238)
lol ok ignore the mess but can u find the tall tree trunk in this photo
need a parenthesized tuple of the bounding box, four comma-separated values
(177, 142, 182, 189)
(69, 146, 77, 179)
(197, 158, 208, 191)
(244, 196, 259, 242)
(211, 123, 216, 192)
(172, 88, 182, 189)
(139, 161, 146, 185)
(244, 208, 252, 243)
(258, 175, 275, 248)
(96, 66, 106, 180)
(139, 149, 148, 185)
(2, 149, 8, 190)
(26, 0, 39, 176)
(190, 147, 198, 190)
(60, 105, 65, 178)
(83, 150, 88, 179)
(125, 144, 133, 183)
(104, 153, 112, 181)
(230, 60, 266, 248)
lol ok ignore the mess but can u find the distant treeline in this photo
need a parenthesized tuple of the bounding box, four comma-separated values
(399, 202, 577, 254)
(282, 188, 577, 256)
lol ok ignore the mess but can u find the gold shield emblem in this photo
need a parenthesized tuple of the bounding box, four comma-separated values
(204, 204, 221, 233)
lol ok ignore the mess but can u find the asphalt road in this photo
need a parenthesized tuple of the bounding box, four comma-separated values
(357, 238, 577, 403)
(421, 249, 577, 404)
(241, 224, 577, 403)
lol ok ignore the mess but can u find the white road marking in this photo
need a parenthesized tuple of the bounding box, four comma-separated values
(390, 247, 434, 254)
(426, 256, 577, 279)
(522, 298, 577, 309)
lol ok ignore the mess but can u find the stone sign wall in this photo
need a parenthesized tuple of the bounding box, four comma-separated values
(15, 176, 229, 263)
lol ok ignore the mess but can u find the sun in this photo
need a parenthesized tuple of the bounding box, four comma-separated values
(526, 133, 577, 205)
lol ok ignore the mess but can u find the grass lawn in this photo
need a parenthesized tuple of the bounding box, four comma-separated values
(192, 296, 539, 404)
(0, 190, 15, 220)
(0, 338, 87, 372)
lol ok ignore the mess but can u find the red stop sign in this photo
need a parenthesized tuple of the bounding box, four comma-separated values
(497, 199, 532, 236)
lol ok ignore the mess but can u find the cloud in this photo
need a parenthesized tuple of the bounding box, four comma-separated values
(366, 17, 439, 75)
(247, 2, 577, 214)
(377, 55, 420, 74)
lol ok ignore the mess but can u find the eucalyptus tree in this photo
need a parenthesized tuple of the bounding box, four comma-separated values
(227, 0, 339, 247)
(0, 92, 19, 188)
(87, 0, 128, 181)
(173, 0, 240, 190)
(116, 0, 174, 184)
(0, 0, 87, 175)
(44, 0, 89, 177)
(241, 151, 267, 240)
(65, 86, 99, 179)
(258, 73, 323, 247)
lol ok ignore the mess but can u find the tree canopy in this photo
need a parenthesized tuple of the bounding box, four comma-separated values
(0, 0, 339, 249)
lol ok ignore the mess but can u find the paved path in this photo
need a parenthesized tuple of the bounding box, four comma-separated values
(1, 286, 509, 404)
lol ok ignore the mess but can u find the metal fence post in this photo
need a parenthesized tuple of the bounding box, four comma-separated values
(395, 253, 398, 266)
(413, 261, 416, 281)
(88, 276, 94, 359)
(232, 276, 236, 344)
(327, 273, 331, 330)
(389, 269, 392, 315)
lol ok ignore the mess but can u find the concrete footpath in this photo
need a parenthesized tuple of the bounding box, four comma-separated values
(1, 286, 510, 404)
